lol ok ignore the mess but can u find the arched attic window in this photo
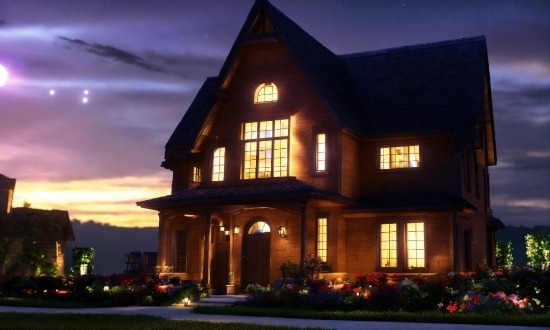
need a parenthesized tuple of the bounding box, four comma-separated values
(254, 83, 278, 103)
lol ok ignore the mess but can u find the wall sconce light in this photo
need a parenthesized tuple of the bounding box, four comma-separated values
(234, 225, 240, 234)
(277, 226, 287, 238)
(219, 226, 225, 232)
(224, 230, 230, 236)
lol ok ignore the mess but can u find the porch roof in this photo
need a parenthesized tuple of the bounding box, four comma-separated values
(137, 178, 353, 210)
(345, 192, 478, 214)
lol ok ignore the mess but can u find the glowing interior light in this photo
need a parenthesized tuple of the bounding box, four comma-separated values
(0, 64, 8, 87)
(49, 89, 55, 96)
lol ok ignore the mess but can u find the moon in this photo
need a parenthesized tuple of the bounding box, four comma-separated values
(0, 64, 8, 87)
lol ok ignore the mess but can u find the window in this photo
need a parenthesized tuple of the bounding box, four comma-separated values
(254, 83, 278, 103)
(316, 217, 328, 262)
(316, 133, 326, 172)
(242, 119, 289, 179)
(380, 223, 397, 267)
(380, 145, 420, 169)
(212, 147, 225, 181)
(248, 221, 271, 234)
(406, 222, 425, 268)
(380, 221, 426, 271)
(192, 166, 201, 183)
(175, 229, 188, 273)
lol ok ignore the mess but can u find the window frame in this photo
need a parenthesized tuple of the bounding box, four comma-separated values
(379, 144, 421, 170)
(212, 147, 225, 182)
(241, 118, 289, 179)
(377, 218, 427, 272)
(174, 229, 188, 273)
(316, 215, 328, 262)
(254, 83, 278, 104)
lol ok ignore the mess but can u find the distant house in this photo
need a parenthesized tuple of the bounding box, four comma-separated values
(0, 174, 75, 275)
(138, 0, 503, 293)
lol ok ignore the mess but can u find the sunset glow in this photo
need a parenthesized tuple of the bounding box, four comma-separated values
(12, 173, 171, 227)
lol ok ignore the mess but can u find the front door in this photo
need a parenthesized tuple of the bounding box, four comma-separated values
(242, 220, 271, 288)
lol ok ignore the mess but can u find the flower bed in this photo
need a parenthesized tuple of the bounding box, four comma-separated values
(0, 273, 202, 307)
(243, 266, 549, 314)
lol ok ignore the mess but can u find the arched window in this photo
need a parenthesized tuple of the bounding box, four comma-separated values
(254, 83, 278, 103)
(248, 221, 271, 234)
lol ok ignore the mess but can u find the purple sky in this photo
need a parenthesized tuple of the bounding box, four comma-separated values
(0, 0, 549, 227)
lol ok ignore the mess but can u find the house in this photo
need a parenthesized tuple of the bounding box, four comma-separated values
(137, 0, 503, 293)
(0, 174, 75, 276)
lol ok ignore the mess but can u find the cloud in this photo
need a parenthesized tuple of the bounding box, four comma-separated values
(59, 36, 168, 74)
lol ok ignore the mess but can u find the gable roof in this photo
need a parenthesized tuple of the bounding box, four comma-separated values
(342, 36, 490, 137)
(165, 0, 495, 162)
(0, 207, 75, 241)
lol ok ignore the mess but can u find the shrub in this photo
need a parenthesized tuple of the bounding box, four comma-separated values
(496, 240, 514, 267)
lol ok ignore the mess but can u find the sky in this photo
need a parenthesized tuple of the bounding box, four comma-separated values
(0, 0, 549, 228)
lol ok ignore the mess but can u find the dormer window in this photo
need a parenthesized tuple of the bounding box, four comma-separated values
(254, 83, 278, 103)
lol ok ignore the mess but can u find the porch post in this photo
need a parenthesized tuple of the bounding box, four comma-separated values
(202, 213, 212, 296)
(300, 204, 308, 262)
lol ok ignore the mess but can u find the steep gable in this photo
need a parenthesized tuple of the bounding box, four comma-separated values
(164, 0, 362, 160)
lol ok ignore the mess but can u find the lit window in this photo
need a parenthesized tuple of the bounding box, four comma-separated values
(317, 217, 328, 262)
(316, 133, 326, 172)
(407, 222, 425, 269)
(212, 147, 225, 181)
(380, 223, 397, 267)
(380, 145, 420, 169)
(254, 83, 278, 103)
(242, 119, 289, 179)
(192, 166, 201, 183)
(248, 221, 271, 234)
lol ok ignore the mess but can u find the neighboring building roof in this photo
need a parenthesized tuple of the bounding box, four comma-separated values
(0, 207, 75, 241)
(0, 174, 16, 189)
(138, 178, 353, 210)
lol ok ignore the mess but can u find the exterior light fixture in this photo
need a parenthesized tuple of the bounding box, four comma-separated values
(234, 225, 240, 234)
(225, 230, 230, 236)
(182, 297, 191, 306)
(278, 226, 287, 238)
(219, 226, 225, 232)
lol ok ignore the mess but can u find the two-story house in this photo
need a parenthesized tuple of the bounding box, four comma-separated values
(138, 0, 503, 293)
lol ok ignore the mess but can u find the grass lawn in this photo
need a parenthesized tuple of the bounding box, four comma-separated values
(193, 305, 550, 328)
(1, 298, 549, 328)
(0, 313, 316, 330)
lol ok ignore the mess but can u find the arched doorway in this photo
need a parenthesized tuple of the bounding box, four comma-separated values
(242, 218, 271, 288)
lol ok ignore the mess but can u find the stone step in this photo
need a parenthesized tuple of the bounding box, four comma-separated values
(194, 294, 247, 306)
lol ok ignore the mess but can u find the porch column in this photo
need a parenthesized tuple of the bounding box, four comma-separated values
(202, 213, 212, 296)
(300, 204, 308, 262)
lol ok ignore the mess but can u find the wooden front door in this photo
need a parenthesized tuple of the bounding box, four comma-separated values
(243, 230, 271, 288)
(211, 231, 229, 293)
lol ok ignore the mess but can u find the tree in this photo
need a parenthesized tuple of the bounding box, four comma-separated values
(71, 247, 95, 275)
(496, 240, 514, 267)
(525, 233, 550, 270)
